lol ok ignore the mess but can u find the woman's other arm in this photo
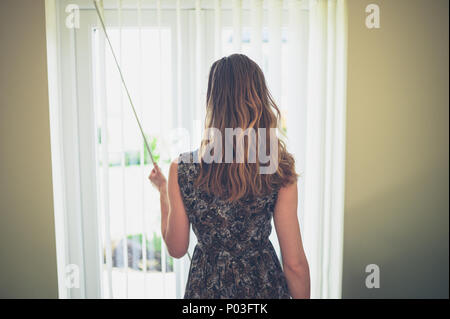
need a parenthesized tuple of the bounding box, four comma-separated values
(274, 182, 310, 298)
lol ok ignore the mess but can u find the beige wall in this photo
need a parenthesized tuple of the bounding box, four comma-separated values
(0, 0, 58, 298)
(343, 0, 449, 298)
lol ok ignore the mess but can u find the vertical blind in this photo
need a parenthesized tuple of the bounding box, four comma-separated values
(57, 0, 346, 299)
(303, 0, 347, 298)
(93, 0, 298, 299)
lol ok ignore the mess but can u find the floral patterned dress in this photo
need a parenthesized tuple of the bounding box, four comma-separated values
(177, 151, 291, 299)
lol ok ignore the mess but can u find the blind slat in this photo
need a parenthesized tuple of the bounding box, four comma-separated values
(195, 0, 204, 142)
(176, 0, 182, 127)
(232, 0, 242, 52)
(137, 0, 148, 299)
(268, 0, 283, 103)
(214, 0, 222, 59)
(117, 0, 129, 299)
(96, 0, 114, 299)
(250, 0, 263, 66)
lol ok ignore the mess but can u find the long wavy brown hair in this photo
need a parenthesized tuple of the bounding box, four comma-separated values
(195, 54, 297, 202)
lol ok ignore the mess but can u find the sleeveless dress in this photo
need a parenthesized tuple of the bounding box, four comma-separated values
(177, 151, 291, 299)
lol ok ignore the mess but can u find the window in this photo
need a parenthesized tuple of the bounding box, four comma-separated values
(93, 26, 175, 298)
(46, 0, 347, 299)
(49, 0, 310, 299)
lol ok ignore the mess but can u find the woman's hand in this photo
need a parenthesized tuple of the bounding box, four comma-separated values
(148, 164, 167, 192)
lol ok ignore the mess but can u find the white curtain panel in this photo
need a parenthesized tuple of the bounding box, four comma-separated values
(302, 0, 348, 298)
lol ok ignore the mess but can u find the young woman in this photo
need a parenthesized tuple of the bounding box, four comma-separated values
(149, 54, 310, 299)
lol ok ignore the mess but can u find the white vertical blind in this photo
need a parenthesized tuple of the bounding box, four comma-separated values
(176, 0, 183, 128)
(232, 0, 242, 52)
(117, 0, 129, 299)
(268, 0, 283, 103)
(304, 0, 327, 299)
(157, 0, 167, 299)
(322, 0, 336, 298)
(195, 0, 204, 136)
(250, 0, 263, 66)
(214, 0, 222, 59)
(174, 0, 184, 299)
(137, 0, 147, 299)
(157, 0, 163, 131)
(303, 0, 347, 298)
(96, 0, 114, 299)
(330, 0, 347, 299)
